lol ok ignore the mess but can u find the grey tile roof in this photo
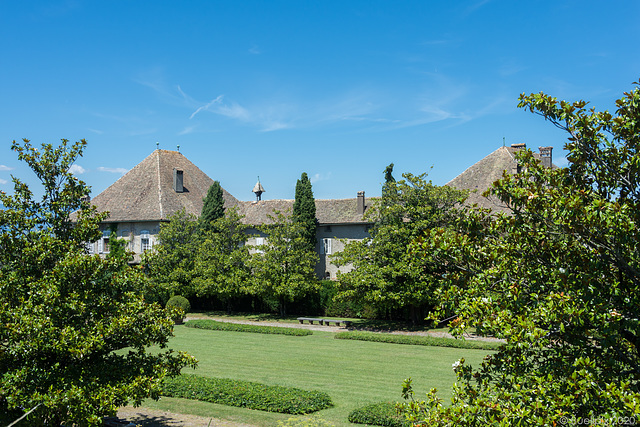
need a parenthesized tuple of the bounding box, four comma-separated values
(446, 145, 554, 213)
(88, 150, 238, 222)
(237, 198, 372, 226)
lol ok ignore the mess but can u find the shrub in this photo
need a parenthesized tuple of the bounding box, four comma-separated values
(348, 402, 407, 427)
(163, 374, 332, 414)
(185, 319, 313, 336)
(334, 331, 502, 351)
(166, 295, 191, 324)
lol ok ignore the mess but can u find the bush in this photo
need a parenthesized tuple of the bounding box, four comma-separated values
(163, 374, 332, 414)
(348, 402, 407, 427)
(166, 295, 191, 324)
(334, 331, 502, 351)
(185, 319, 312, 336)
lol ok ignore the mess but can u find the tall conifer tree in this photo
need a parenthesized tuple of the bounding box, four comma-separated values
(200, 181, 225, 231)
(292, 172, 317, 251)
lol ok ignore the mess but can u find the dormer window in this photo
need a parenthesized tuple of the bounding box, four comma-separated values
(173, 169, 184, 193)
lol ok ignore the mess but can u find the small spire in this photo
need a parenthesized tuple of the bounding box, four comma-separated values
(156, 141, 159, 150)
(177, 144, 180, 152)
(503, 137, 505, 147)
(252, 176, 265, 201)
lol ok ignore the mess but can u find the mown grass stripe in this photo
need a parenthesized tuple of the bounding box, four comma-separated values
(334, 331, 502, 350)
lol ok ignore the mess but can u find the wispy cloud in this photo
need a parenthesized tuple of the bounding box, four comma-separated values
(310, 172, 332, 184)
(88, 128, 104, 134)
(190, 95, 225, 119)
(249, 45, 261, 55)
(68, 164, 86, 175)
(0, 165, 14, 171)
(97, 167, 128, 175)
(0, 178, 7, 185)
(178, 125, 198, 135)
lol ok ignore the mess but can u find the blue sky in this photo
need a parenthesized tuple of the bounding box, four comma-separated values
(1, 1, 639, 201)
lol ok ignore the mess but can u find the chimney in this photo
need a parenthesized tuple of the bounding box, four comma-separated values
(173, 168, 184, 193)
(511, 143, 527, 150)
(357, 191, 365, 215)
(539, 146, 553, 168)
(80, 195, 91, 203)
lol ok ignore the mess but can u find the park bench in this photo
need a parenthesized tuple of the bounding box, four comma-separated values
(322, 319, 353, 327)
(297, 317, 353, 327)
(297, 317, 325, 325)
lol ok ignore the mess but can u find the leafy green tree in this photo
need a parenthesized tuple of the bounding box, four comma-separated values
(402, 83, 640, 424)
(193, 207, 252, 313)
(106, 223, 130, 263)
(142, 209, 200, 303)
(251, 210, 319, 317)
(0, 139, 196, 426)
(333, 172, 466, 324)
(292, 172, 317, 252)
(200, 181, 225, 231)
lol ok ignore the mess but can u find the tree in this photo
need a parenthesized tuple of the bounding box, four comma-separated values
(193, 207, 252, 313)
(332, 172, 466, 324)
(292, 172, 317, 252)
(0, 139, 196, 426)
(142, 209, 200, 303)
(200, 180, 225, 231)
(251, 210, 319, 317)
(402, 82, 640, 424)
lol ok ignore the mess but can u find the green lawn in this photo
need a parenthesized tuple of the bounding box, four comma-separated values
(138, 325, 493, 426)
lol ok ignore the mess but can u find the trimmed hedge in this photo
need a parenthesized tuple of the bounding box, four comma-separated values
(348, 402, 407, 427)
(163, 374, 332, 414)
(334, 331, 502, 350)
(185, 319, 313, 336)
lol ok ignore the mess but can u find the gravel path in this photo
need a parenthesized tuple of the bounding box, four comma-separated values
(116, 407, 254, 427)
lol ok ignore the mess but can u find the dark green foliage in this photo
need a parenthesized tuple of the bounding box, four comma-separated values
(142, 209, 199, 303)
(334, 331, 501, 350)
(106, 223, 130, 263)
(162, 374, 333, 414)
(185, 319, 313, 336)
(292, 172, 317, 251)
(166, 295, 191, 323)
(193, 207, 251, 313)
(349, 402, 407, 427)
(381, 163, 396, 201)
(333, 173, 467, 324)
(252, 211, 319, 317)
(200, 181, 225, 231)
(402, 82, 640, 424)
(0, 139, 196, 426)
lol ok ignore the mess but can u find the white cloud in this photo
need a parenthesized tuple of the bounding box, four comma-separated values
(68, 164, 86, 175)
(249, 45, 261, 55)
(0, 165, 14, 171)
(0, 178, 7, 185)
(310, 172, 332, 184)
(178, 125, 197, 135)
(190, 95, 224, 119)
(97, 167, 128, 175)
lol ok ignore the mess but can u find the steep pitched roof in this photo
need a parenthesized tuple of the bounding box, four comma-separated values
(89, 150, 238, 222)
(237, 197, 372, 226)
(446, 146, 516, 212)
(446, 145, 554, 213)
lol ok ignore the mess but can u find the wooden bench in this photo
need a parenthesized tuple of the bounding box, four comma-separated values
(297, 317, 353, 327)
